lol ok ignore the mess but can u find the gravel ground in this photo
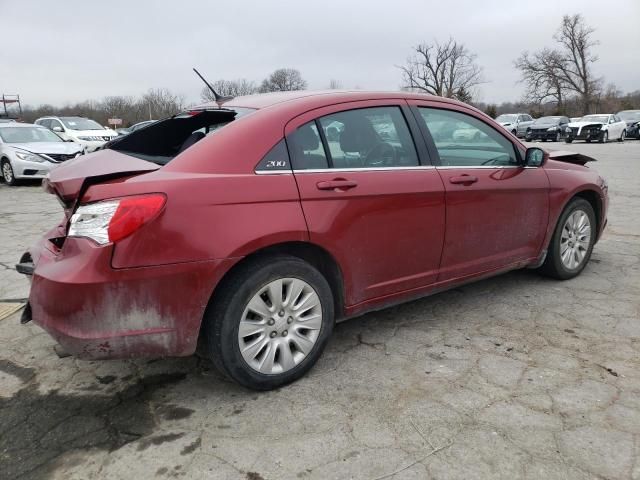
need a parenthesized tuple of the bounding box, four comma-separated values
(0, 141, 639, 480)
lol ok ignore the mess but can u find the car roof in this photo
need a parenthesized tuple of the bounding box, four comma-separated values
(0, 122, 43, 128)
(194, 90, 474, 112)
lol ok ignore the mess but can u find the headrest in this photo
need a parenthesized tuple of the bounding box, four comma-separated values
(294, 124, 320, 150)
(339, 120, 380, 153)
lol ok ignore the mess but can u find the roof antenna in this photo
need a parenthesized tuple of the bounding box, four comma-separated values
(193, 68, 234, 106)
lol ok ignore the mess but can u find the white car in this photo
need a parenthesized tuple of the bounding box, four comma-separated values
(34, 116, 118, 152)
(0, 123, 83, 186)
(566, 114, 627, 143)
(495, 113, 534, 138)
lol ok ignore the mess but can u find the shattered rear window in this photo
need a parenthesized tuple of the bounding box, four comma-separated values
(107, 107, 255, 165)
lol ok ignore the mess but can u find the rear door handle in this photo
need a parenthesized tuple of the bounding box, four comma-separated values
(449, 175, 478, 185)
(316, 179, 358, 191)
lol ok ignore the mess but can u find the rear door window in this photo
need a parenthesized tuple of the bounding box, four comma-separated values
(317, 107, 419, 168)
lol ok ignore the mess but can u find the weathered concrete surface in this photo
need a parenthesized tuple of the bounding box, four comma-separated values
(0, 141, 638, 480)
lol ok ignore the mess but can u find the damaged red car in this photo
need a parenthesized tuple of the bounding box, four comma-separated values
(17, 91, 608, 390)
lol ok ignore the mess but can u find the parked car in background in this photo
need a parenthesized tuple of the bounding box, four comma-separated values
(525, 116, 570, 142)
(566, 114, 627, 143)
(0, 123, 83, 185)
(496, 113, 534, 137)
(115, 120, 157, 137)
(18, 91, 608, 390)
(35, 116, 118, 152)
(0, 118, 17, 123)
(617, 110, 640, 139)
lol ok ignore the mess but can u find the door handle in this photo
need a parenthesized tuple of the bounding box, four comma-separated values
(316, 179, 358, 191)
(449, 175, 478, 185)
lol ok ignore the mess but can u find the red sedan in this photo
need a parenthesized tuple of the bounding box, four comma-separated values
(17, 91, 608, 390)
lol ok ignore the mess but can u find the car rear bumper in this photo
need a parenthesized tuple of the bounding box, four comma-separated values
(21, 233, 235, 359)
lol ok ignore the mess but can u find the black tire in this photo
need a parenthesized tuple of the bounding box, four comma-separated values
(541, 138, 547, 142)
(555, 131, 561, 142)
(539, 198, 596, 280)
(202, 255, 335, 390)
(618, 130, 625, 142)
(565, 138, 573, 144)
(600, 131, 608, 143)
(1, 159, 17, 186)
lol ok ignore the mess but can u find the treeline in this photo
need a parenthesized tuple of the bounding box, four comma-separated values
(19, 88, 186, 127)
(17, 68, 311, 128)
(477, 88, 640, 119)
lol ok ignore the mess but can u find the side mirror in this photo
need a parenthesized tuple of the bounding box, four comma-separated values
(525, 147, 544, 167)
(52, 126, 63, 132)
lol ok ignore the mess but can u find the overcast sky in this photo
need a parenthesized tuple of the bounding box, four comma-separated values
(1, 0, 639, 107)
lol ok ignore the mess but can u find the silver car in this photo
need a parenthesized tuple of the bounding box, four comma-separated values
(496, 113, 535, 138)
(0, 123, 83, 186)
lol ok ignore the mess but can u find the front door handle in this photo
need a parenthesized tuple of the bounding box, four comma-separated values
(449, 175, 478, 185)
(316, 179, 358, 191)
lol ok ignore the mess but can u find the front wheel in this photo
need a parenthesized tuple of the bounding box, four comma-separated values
(1, 159, 17, 186)
(555, 131, 561, 142)
(539, 198, 596, 280)
(600, 131, 608, 143)
(203, 255, 334, 390)
(565, 138, 573, 144)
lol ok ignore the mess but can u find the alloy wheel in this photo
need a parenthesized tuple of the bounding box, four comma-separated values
(560, 210, 592, 270)
(2, 162, 14, 183)
(238, 278, 323, 375)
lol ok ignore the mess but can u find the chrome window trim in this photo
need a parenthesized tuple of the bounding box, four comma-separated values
(436, 165, 520, 170)
(254, 170, 294, 175)
(255, 165, 541, 174)
(291, 166, 436, 174)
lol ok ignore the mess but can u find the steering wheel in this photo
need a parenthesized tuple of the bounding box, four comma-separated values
(365, 142, 397, 167)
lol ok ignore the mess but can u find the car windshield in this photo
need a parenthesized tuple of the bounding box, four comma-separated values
(579, 115, 608, 123)
(618, 111, 640, 121)
(60, 117, 104, 130)
(496, 115, 517, 123)
(534, 116, 561, 124)
(0, 126, 63, 143)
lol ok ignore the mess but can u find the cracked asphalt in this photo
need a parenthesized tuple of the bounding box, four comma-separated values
(0, 141, 639, 480)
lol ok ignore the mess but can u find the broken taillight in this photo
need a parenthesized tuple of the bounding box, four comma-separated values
(68, 194, 166, 245)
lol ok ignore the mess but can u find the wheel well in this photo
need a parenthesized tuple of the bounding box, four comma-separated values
(210, 241, 345, 320)
(574, 190, 602, 232)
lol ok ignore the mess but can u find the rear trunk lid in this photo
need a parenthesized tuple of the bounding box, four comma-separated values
(43, 149, 160, 205)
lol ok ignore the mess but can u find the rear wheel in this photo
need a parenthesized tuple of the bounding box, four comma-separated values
(203, 255, 334, 390)
(618, 130, 626, 142)
(539, 198, 596, 280)
(1, 159, 17, 186)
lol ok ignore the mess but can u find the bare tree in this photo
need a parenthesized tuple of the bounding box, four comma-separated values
(399, 38, 483, 100)
(515, 48, 568, 110)
(200, 79, 258, 102)
(516, 15, 600, 115)
(259, 68, 307, 92)
(553, 14, 601, 114)
(327, 79, 343, 89)
(140, 88, 185, 119)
